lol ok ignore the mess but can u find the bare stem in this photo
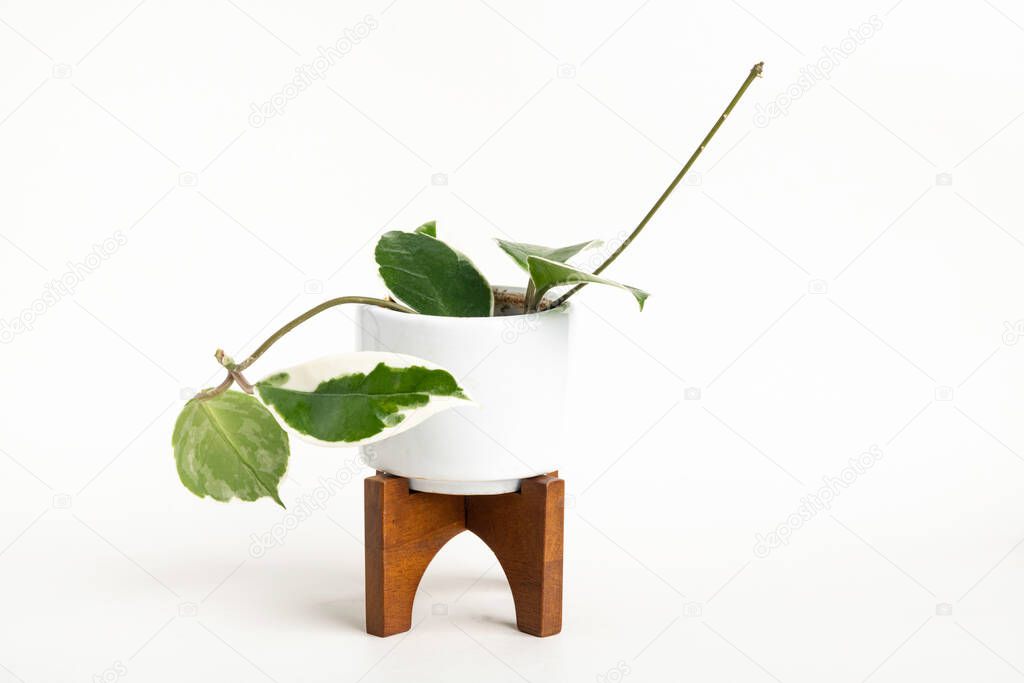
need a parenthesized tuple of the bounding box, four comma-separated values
(193, 374, 234, 401)
(193, 296, 414, 400)
(551, 61, 764, 308)
(235, 296, 412, 371)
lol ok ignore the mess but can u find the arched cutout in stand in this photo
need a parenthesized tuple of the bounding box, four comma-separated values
(364, 472, 564, 637)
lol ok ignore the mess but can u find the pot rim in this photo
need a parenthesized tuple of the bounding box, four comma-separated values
(365, 285, 571, 323)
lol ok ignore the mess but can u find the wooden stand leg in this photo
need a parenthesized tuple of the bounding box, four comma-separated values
(363, 473, 565, 638)
(467, 475, 564, 637)
(364, 475, 464, 637)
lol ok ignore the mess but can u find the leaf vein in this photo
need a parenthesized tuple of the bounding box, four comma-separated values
(198, 401, 279, 502)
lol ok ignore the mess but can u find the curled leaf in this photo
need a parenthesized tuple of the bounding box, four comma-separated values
(495, 238, 602, 272)
(526, 256, 649, 311)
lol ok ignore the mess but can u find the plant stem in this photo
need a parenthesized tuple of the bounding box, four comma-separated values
(235, 296, 412, 371)
(523, 279, 537, 314)
(193, 296, 414, 400)
(193, 375, 234, 401)
(551, 61, 764, 309)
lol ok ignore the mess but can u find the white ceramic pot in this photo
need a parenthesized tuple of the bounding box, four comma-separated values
(356, 288, 571, 494)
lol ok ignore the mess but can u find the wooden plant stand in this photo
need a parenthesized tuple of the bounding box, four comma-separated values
(364, 472, 564, 637)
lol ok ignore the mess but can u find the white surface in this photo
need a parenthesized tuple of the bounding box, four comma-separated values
(1, 1, 1023, 682)
(358, 297, 569, 493)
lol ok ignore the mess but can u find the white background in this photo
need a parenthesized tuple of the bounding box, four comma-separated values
(2, 0, 1023, 681)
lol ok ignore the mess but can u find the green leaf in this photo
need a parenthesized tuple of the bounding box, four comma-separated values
(495, 238, 602, 272)
(172, 391, 289, 507)
(256, 352, 472, 445)
(526, 256, 649, 311)
(375, 230, 492, 316)
(414, 221, 436, 238)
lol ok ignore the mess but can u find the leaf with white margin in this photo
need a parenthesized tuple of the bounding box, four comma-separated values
(255, 352, 472, 447)
(172, 391, 289, 506)
(495, 238, 602, 272)
(526, 256, 649, 311)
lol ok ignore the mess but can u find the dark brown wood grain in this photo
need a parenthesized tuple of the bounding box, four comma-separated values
(364, 473, 564, 638)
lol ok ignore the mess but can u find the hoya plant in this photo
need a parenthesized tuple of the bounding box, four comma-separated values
(171, 62, 764, 506)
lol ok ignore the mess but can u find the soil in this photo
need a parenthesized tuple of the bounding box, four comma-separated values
(383, 288, 556, 317)
(492, 288, 554, 317)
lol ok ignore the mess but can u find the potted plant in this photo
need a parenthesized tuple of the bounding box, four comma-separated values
(171, 62, 763, 503)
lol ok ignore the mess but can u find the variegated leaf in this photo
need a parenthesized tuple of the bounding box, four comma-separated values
(256, 352, 472, 446)
(172, 391, 289, 506)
